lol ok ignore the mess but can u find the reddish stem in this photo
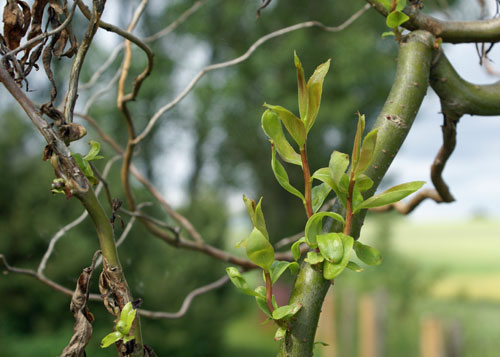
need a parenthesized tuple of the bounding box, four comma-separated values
(344, 172, 355, 236)
(300, 146, 313, 218)
(265, 271, 274, 314)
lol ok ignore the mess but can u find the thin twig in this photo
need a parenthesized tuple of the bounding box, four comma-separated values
(63, 0, 106, 124)
(144, 0, 209, 42)
(137, 275, 229, 319)
(431, 114, 457, 202)
(369, 188, 444, 214)
(132, 3, 372, 144)
(3, 253, 230, 319)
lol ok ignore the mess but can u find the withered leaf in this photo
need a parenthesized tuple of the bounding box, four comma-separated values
(3, 0, 31, 50)
(60, 250, 101, 357)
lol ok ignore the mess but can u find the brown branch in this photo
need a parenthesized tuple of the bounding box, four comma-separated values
(369, 188, 444, 214)
(137, 275, 229, 319)
(2, 254, 230, 320)
(132, 3, 372, 144)
(431, 114, 457, 202)
(63, 0, 106, 124)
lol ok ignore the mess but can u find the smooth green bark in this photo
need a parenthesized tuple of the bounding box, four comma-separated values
(278, 30, 435, 357)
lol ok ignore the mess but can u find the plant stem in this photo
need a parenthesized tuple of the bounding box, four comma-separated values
(278, 30, 435, 357)
(300, 146, 313, 218)
(344, 173, 355, 236)
(265, 271, 274, 314)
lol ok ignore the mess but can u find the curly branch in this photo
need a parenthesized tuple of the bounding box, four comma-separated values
(132, 3, 372, 144)
(63, 0, 106, 124)
(369, 188, 444, 214)
(137, 275, 229, 319)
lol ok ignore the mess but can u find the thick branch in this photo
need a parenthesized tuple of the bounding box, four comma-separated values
(279, 30, 435, 357)
(366, 0, 500, 43)
(430, 50, 500, 118)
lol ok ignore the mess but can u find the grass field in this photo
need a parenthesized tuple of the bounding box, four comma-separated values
(364, 216, 500, 300)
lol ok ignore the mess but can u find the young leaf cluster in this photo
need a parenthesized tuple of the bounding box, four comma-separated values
(227, 196, 300, 334)
(100, 302, 137, 348)
(227, 53, 425, 342)
(71, 140, 104, 185)
(380, 0, 410, 39)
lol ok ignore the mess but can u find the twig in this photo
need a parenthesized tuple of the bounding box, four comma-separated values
(369, 188, 444, 214)
(144, 0, 209, 42)
(137, 275, 229, 319)
(80, 0, 205, 91)
(3, 253, 230, 319)
(431, 114, 457, 202)
(63, 0, 106, 124)
(1, 253, 102, 300)
(132, 3, 372, 144)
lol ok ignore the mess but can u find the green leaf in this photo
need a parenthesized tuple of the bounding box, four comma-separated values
(305, 58, 331, 132)
(255, 286, 272, 318)
(329, 151, 350, 187)
(272, 302, 302, 320)
(274, 327, 287, 341)
(101, 331, 123, 348)
(72, 152, 98, 185)
(84, 140, 104, 161)
(242, 195, 269, 240)
(351, 113, 365, 169)
(354, 174, 374, 193)
(304, 211, 345, 247)
(311, 183, 332, 213)
(116, 320, 128, 335)
(317, 233, 344, 263)
(356, 181, 425, 212)
(346, 261, 364, 272)
(312, 167, 336, 189)
(353, 241, 382, 266)
(379, 0, 392, 11)
(381, 31, 395, 39)
(323, 233, 354, 280)
(396, 0, 407, 11)
(294, 51, 307, 121)
(304, 251, 324, 265)
(261, 110, 302, 166)
(386, 10, 409, 29)
(119, 302, 136, 334)
(291, 237, 306, 261)
(354, 129, 378, 177)
(226, 267, 263, 297)
(122, 335, 135, 344)
(264, 104, 306, 147)
(271, 144, 305, 202)
(246, 228, 274, 271)
(270, 261, 299, 284)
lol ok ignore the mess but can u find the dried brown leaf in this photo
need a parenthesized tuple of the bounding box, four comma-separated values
(60, 251, 101, 357)
(3, 0, 31, 50)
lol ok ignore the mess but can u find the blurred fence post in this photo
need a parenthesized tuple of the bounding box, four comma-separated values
(317, 289, 337, 357)
(340, 288, 357, 357)
(359, 294, 376, 357)
(420, 317, 444, 357)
